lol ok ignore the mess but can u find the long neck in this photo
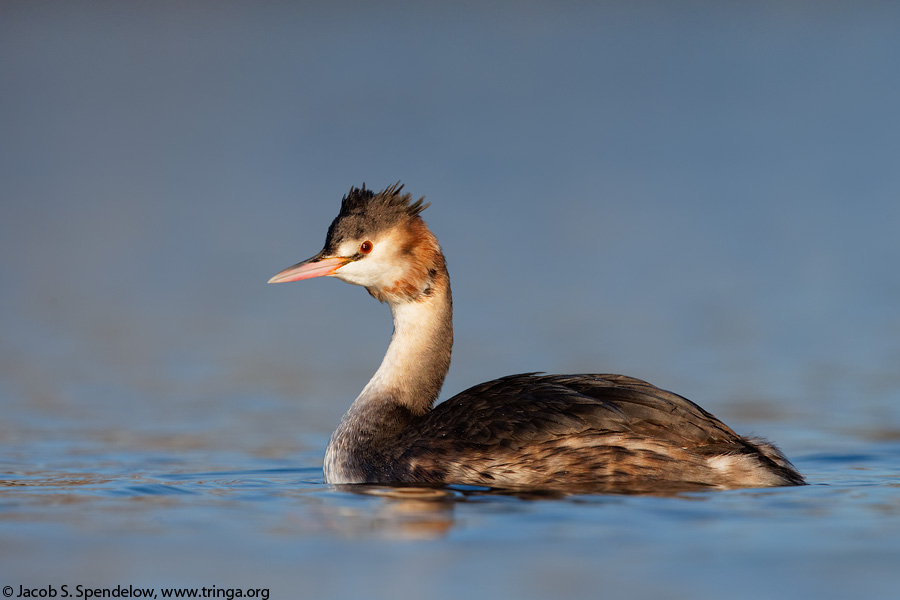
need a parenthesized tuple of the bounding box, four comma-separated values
(324, 266, 452, 483)
(324, 225, 453, 484)
(356, 268, 453, 414)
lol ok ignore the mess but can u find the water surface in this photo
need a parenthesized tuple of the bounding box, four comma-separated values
(2, 3, 899, 599)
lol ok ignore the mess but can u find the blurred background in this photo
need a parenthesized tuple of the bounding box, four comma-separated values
(2, 1, 897, 444)
(1, 2, 899, 597)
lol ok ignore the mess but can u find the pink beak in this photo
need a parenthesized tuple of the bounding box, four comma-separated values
(267, 255, 348, 284)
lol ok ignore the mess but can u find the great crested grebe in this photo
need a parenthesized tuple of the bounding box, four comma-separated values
(269, 183, 804, 491)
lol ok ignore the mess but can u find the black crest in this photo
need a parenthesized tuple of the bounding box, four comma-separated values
(324, 182, 429, 252)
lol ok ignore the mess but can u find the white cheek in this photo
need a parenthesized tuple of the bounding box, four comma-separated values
(338, 256, 408, 289)
(331, 238, 406, 288)
(334, 259, 380, 287)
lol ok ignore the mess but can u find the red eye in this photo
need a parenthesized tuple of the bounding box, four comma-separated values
(360, 241, 373, 254)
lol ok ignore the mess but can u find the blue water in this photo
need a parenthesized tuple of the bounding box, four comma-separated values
(2, 3, 899, 599)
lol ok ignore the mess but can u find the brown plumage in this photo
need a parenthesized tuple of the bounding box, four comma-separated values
(269, 183, 805, 492)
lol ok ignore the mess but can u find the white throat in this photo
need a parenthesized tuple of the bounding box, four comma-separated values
(357, 287, 452, 411)
(323, 273, 453, 484)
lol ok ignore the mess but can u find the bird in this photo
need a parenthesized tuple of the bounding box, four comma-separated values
(268, 183, 805, 492)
